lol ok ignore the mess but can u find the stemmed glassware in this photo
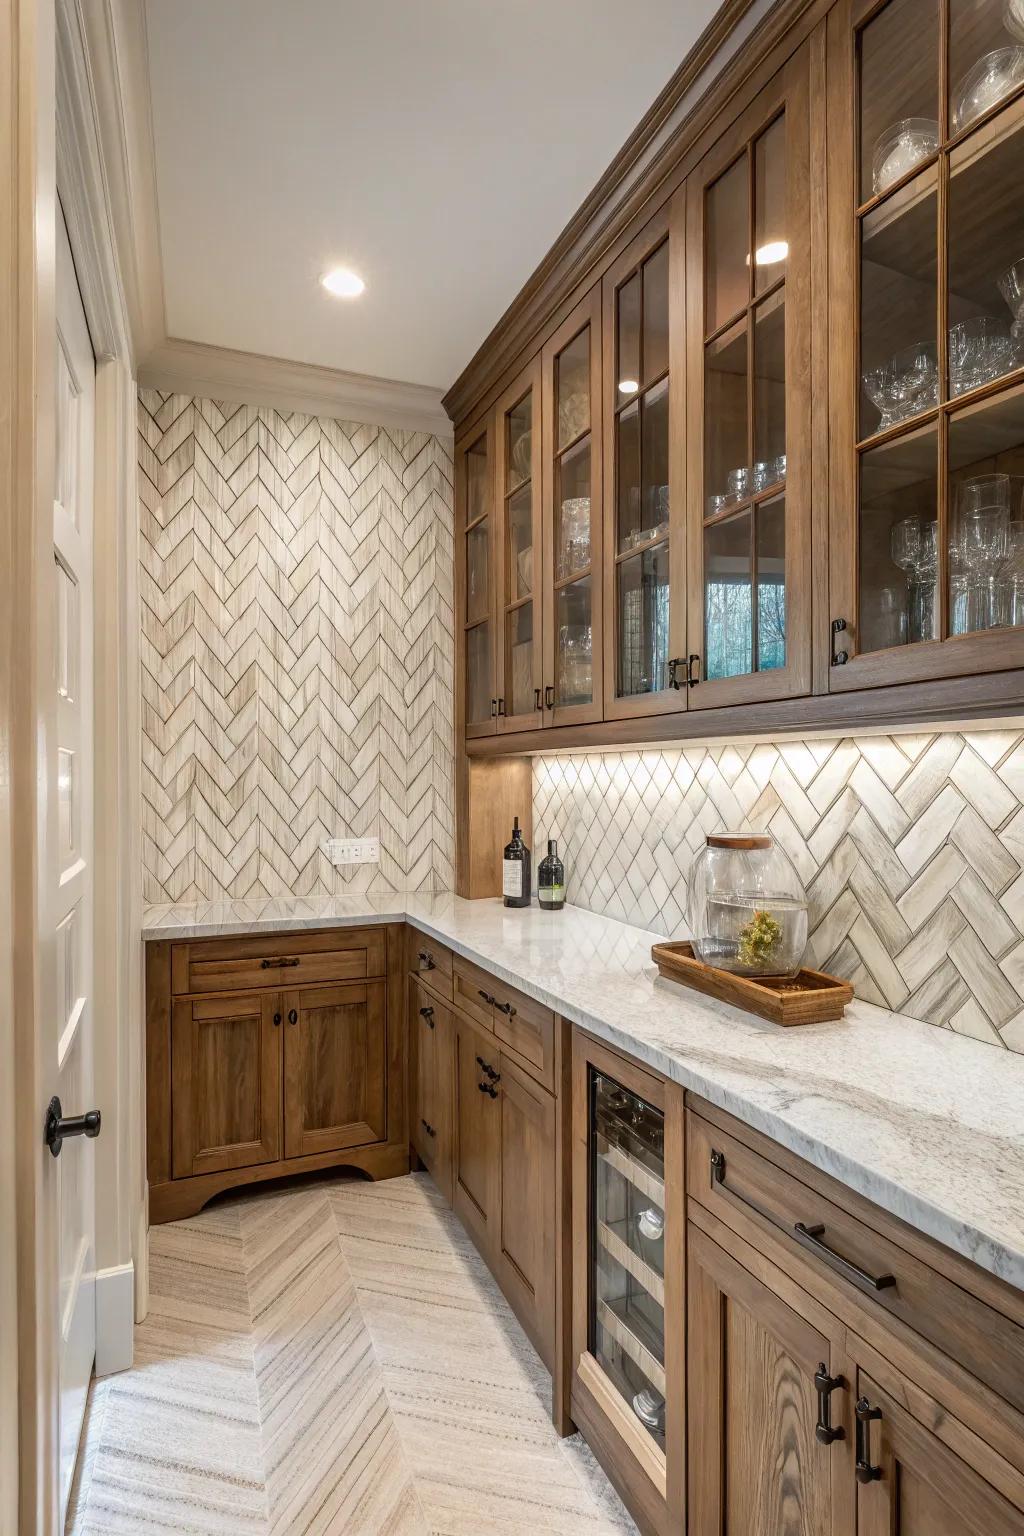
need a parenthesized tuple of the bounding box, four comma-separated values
(891, 517, 939, 642)
(950, 475, 1011, 634)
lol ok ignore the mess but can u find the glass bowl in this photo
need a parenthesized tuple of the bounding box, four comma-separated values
(998, 258, 1024, 341)
(948, 315, 1019, 396)
(889, 340, 938, 419)
(871, 117, 939, 195)
(688, 832, 809, 978)
(1008, 0, 1024, 42)
(953, 47, 1024, 131)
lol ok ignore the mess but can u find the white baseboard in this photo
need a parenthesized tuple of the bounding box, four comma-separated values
(95, 1261, 135, 1376)
(133, 1187, 149, 1324)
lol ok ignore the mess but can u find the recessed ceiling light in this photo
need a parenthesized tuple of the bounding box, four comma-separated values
(754, 240, 789, 266)
(321, 267, 365, 298)
(618, 378, 640, 395)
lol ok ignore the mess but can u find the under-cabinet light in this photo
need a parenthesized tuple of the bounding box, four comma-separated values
(321, 267, 365, 298)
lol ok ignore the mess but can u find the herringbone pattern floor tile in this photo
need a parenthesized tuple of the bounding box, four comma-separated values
(534, 732, 1024, 1053)
(138, 391, 455, 903)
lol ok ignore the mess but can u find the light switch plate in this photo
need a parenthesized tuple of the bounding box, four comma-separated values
(322, 837, 380, 866)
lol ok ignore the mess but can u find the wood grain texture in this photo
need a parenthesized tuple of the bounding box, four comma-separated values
(651, 941, 854, 1024)
(170, 927, 385, 995)
(496, 1051, 557, 1367)
(408, 976, 454, 1202)
(145, 940, 172, 1185)
(455, 753, 533, 898)
(451, 1007, 501, 1253)
(171, 993, 281, 1178)
(282, 981, 386, 1159)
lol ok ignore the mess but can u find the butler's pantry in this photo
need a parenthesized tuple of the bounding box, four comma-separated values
(3, 1, 1024, 1534)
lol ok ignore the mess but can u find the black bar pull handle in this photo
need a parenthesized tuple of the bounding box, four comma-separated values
(261, 956, 301, 968)
(814, 1364, 845, 1446)
(793, 1222, 896, 1294)
(687, 653, 701, 688)
(544, 684, 555, 710)
(419, 1006, 435, 1028)
(534, 687, 542, 710)
(490, 697, 498, 718)
(495, 999, 516, 1017)
(477, 988, 496, 1006)
(417, 949, 435, 970)
(477, 1081, 498, 1098)
(667, 656, 687, 690)
(855, 1398, 883, 1483)
(831, 617, 849, 666)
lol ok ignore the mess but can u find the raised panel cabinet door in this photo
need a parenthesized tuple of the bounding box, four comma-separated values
(495, 1054, 556, 1366)
(684, 43, 812, 709)
(687, 1225, 850, 1536)
(409, 980, 454, 1203)
(171, 993, 281, 1178)
(283, 981, 387, 1159)
(452, 1011, 500, 1255)
(854, 1370, 1024, 1536)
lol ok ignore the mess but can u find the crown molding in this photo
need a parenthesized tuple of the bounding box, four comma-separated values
(139, 337, 453, 437)
(441, 0, 815, 428)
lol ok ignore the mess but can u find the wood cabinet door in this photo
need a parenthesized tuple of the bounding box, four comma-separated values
(687, 1224, 850, 1536)
(171, 993, 281, 1178)
(452, 1010, 500, 1254)
(601, 202, 689, 721)
(495, 1052, 555, 1365)
(457, 414, 498, 739)
(283, 981, 386, 1159)
(495, 356, 545, 733)
(409, 980, 453, 1203)
(684, 42, 813, 709)
(540, 286, 604, 727)
(827, 0, 1024, 694)
(854, 1370, 1024, 1536)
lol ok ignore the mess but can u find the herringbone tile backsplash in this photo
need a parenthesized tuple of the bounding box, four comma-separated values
(534, 731, 1024, 1052)
(138, 390, 455, 902)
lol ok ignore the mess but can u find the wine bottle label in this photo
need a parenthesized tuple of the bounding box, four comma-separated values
(539, 885, 565, 905)
(502, 860, 523, 898)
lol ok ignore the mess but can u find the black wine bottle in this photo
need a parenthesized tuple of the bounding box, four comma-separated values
(537, 839, 565, 911)
(502, 816, 531, 909)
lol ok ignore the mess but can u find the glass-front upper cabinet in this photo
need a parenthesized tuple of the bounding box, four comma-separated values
(494, 358, 544, 733)
(685, 46, 812, 709)
(602, 203, 687, 720)
(828, 0, 1024, 689)
(457, 421, 496, 738)
(540, 289, 604, 726)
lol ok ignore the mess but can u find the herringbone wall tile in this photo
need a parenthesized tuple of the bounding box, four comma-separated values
(139, 390, 454, 903)
(534, 730, 1024, 1053)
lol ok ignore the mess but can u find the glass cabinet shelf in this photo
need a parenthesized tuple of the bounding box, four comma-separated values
(589, 1069, 667, 1448)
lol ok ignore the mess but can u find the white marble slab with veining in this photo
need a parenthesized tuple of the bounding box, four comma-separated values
(143, 892, 1024, 1291)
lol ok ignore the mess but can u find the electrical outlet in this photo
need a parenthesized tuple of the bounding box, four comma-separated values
(321, 837, 380, 866)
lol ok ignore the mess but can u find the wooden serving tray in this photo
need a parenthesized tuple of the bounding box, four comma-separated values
(650, 941, 853, 1026)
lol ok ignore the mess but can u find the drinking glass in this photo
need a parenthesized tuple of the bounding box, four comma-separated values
(891, 517, 938, 642)
(948, 316, 1018, 397)
(952, 489, 1009, 633)
(889, 341, 938, 420)
(999, 258, 1024, 343)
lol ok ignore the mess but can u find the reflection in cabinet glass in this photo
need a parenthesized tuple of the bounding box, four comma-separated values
(852, 0, 1024, 659)
(700, 115, 789, 683)
(553, 327, 594, 708)
(612, 242, 671, 698)
(462, 432, 494, 731)
(589, 1069, 667, 1449)
(499, 376, 543, 728)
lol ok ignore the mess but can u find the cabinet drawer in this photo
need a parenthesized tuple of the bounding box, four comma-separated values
(491, 980, 554, 1092)
(171, 928, 387, 995)
(687, 1108, 1024, 1418)
(452, 955, 498, 1032)
(407, 928, 453, 1001)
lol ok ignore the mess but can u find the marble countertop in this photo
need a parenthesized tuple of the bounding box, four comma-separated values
(143, 892, 1024, 1291)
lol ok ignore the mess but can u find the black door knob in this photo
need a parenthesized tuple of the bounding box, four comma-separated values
(45, 1096, 101, 1159)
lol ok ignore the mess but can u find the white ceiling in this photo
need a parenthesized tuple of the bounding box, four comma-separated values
(144, 0, 724, 392)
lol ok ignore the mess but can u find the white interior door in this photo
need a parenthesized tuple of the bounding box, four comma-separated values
(52, 200, 97, 1521)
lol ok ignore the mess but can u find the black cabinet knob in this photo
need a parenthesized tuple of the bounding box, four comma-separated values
(45, 1097, 101, 1159)
(287, 1008, 298, 1025)
(273, 1012, 282, 1027)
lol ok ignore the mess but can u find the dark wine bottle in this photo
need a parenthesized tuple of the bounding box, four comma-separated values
(502, 816, 531, 909)
(537, 839, 565, 911)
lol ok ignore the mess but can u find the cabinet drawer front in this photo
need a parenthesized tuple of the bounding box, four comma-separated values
(408, 928, 453, 1001)
(687, 1111, 1024, 1417)
(452, 955, 497, 1032)
(491, 982, 555, 1092)
(172, 928, 387, 994)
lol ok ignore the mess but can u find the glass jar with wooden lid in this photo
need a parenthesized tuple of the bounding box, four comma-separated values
(688, 833, 808, 977)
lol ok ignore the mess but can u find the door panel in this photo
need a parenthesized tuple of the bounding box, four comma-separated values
(685, 45, 812, 709)
(409, 979, 453, 1202)
(452, 1011, 500, 1253)
(458, 420, 498, 738)
(495, 359, 545, 732)
(496, 1054, 555, 1364)
(687, 1225, 848, 1536)
(855, 1369, 1024, 1536)
(52, 204, 97, 1518)
(171, 993, 281, 1176)
(284, 981, 386, 1158)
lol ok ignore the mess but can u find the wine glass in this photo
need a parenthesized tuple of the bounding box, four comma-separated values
(953, 482, 1009, 633)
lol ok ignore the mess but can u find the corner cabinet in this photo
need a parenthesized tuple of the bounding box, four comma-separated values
(827, 0, 1024, 691)
(570, 1032, 685, 1536)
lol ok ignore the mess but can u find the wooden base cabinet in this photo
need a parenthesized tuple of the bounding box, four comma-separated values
(408, 977, 454, 1202)
(570, 1031, 685, 1536)
(147, 926, 407, 1223)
